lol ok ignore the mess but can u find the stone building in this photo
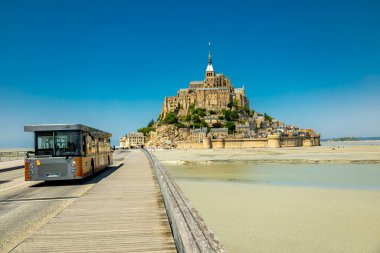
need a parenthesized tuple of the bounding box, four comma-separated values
(209, 128, 229, 139)
(160, 47, 249, 118)
(119, 134, 128, 149)
(119, 132, 145, 149)
(191, 128, 208, 143)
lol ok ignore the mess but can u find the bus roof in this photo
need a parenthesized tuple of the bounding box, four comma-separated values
(24, 124, 112, 137)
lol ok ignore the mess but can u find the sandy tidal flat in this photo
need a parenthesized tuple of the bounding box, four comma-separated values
(152, 143, 380, 164)
(177, 180, 380, 253)
(153, 143, 380, 252)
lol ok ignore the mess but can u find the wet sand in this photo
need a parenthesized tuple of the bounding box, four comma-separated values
(153, 143, 380, 252)
(152, 142, 380, 164)
(177, 180, 380, 253)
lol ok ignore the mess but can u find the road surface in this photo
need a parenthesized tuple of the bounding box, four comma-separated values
(0, 151, 129, 253)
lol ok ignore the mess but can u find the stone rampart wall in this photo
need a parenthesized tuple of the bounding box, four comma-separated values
(176, 142, 204, 149)
(280, 137, 303, 147)
(176, 136, 320, 149)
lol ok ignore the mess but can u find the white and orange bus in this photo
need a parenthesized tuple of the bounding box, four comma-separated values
(24, 124, 113, 181)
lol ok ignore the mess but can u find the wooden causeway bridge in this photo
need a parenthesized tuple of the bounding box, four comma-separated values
(12, 150, 176, 252)
(11, 150, 225, 253)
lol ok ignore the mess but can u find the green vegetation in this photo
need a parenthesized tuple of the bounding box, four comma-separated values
(222, 109, 239, 121)
(225, 121, 236, 134)
(163, 112, 178, 124)
(147, 119, 155, 128)
(192, 114, 201, 124)
(264, 113, 273, 123)
(156, 102, 263, 136)
(184, 114, 192, 122)
(233, 99, 239, 108)
(192, 108, 206, 117)
(192, 119, 209, 128)
(138, 119, 156, 137)
(243, 106, 255, 117)
(175, 122, 186, 128)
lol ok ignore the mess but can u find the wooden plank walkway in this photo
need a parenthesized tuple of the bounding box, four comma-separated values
(12, 150, 177, 252)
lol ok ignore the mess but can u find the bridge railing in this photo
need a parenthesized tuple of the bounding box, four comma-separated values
(143, 149, 226, 253)
(0, 151, 30, 162)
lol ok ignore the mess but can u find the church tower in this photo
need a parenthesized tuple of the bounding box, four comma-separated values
(205, 43, 215, 86)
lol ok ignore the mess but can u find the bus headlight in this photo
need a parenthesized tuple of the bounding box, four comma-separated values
(71, 161, 76, 167)
(29, 163, 34, 169)
(29, 170, 34, 176)
(72, 168, 77, 175)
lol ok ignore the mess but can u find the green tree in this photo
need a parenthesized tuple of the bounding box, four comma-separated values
(222, 109, 231, 121)
(192, 114, 201, 123)
(138, 127, 155, 137)
(225, 121, 236, 134)
(175, 122, 186, 128)
(231, 110, 239, 120)
(188, 103, 195, 113)
(147, 119, 155, 128)
(232, 99, 239, 108)
(264, 113, 273, 122)
(163, 112, 178, 124)
(200, 119, 209, 128)
(184, 114, 192, 122)
(227, 102, 233, 109)
(192, 108, 206, 117)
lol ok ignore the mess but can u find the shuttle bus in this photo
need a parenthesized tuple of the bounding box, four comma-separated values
(24, 124, 113, 181)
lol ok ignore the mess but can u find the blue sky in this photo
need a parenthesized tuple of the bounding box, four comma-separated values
(0, 0, 379, 147)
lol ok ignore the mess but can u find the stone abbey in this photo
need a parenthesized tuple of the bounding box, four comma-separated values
(137, 45, 320, 149)
(161, 47, 249, 119)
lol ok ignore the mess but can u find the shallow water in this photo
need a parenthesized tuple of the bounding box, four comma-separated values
(166, 163, 380, 190)
(165, 163, 380, 252)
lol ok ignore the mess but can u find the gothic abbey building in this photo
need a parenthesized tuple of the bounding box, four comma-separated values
(160, 49, 249, 118)
(146, 47, 320, 149)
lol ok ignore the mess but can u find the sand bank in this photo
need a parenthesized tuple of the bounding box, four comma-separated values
(152, 144, 380, 164)
(153, 142, 380, 252)
(177, 180, 380, 253)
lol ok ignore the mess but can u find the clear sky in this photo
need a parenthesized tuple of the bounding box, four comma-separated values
(1, 0, 379, 147)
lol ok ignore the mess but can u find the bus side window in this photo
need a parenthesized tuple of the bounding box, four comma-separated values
(87, 136, 93, 155)
(91, 138, 95, 154)
(82, 135, 86, 156)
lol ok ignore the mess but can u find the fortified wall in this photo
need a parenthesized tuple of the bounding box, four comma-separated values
(176, 134, 321, 149)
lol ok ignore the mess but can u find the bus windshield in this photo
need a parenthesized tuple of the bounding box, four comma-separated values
(36, 131, 81, 157)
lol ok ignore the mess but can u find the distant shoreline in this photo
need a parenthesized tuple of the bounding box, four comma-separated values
(153, 142, 380, 165)
(163, 159, 380, 165)
(321, 137, 380, 142)
(0, 148, 33, 152)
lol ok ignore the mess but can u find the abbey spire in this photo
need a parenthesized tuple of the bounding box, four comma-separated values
(205, 42, 215, 81)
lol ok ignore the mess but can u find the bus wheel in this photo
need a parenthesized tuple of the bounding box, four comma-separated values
(91, 160, 95, 176)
